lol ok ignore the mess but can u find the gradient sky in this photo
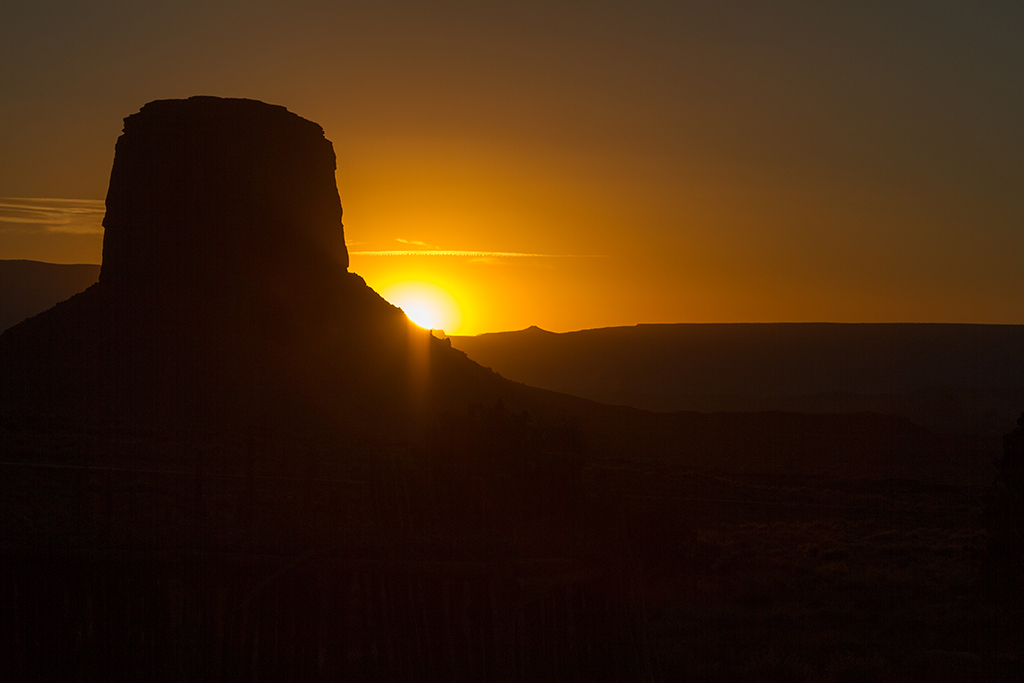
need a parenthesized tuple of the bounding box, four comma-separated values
(2, 1, 1022, 334)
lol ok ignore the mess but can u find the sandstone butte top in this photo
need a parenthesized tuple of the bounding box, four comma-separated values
(99, 96, 349, 300)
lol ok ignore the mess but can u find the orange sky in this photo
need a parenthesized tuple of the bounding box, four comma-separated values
(2, 3, 1022, 334)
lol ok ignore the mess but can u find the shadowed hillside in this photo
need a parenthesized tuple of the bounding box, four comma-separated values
(0, 259, 99, 332)
(451, 323, 1024, 435)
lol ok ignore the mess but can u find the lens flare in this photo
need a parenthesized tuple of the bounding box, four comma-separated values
(380, 281, 463, 334)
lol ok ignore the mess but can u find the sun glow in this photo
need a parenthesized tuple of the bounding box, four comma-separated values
(380, 281, 463, 334)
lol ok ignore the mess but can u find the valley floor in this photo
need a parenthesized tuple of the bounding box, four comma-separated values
(1, 416, 1020, 681)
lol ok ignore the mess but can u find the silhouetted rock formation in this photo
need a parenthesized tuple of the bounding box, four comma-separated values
(100, 96, 348, 304)
(0, 97, 506, 433)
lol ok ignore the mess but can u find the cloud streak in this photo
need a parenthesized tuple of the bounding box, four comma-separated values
(395, 238, 434, 248)
(0, 198, 105, 235)
(350, 250, 606, 258)
(0, 203, 608, 259)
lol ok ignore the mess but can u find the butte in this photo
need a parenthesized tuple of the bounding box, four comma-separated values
(0, 97, 522, 437)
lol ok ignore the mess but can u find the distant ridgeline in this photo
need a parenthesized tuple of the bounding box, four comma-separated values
(451, 323, 1024, 436)
(0, 260, 99, 333)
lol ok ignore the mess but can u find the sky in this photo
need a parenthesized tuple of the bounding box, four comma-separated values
(1, 1, 1022, 335)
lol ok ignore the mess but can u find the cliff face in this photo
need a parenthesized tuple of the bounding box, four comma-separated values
(100, 96, 348, 308)
(0, 97, 506, 432)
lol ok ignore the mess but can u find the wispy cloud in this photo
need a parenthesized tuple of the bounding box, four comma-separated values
(0, 198, 105, 234)
(350, 250, 605, 258)
(351, 236, 606, 258)
(395, 238, 435, 248)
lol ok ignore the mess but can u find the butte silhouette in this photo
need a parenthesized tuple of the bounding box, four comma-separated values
(0, 96, 514, 435)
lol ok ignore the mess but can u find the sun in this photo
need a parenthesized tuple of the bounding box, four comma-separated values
(380, 281, 463, 334)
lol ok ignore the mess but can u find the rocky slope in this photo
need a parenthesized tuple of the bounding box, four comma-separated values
(0, 259, 99, 333)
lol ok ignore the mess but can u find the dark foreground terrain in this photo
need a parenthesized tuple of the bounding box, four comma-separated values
(2, 409, 1020, 682)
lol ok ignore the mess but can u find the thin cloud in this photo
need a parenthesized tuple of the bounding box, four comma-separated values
(350, 250, 606, 258)
(0, 198, 105, 234)
(395, 238, 434, 248)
